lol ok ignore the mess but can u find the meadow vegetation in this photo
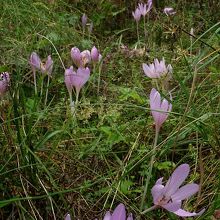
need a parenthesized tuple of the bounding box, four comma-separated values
(0, 0, 220, 219)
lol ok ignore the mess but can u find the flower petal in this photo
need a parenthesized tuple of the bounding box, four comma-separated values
(162, 200, 181, 212)
(151, 179, 165, 204)
(65, 213, 71, 220)
(127, 213, 133, 220)
(157, 98, 169, 128)
(173, 208, 205, 217)
(111, 203, 126, 220)
(164, 164, 190, 197)
(171, 183, 199, 201)
(45, 55, 53, 76)
(143, 63, 154, 78)
(30, 52, 41, 69)
(103, 211, 111, 220)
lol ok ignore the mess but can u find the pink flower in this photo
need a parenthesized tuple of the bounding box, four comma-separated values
(150, 88, 172, 132)
(132, 8, 141, 22)
(91, 46, 100, 63)
(64, 213, 71, 220)
(0, 72, 10, 96)
(138, 3, 147, 16)
(143, 58, 172, 78)
(151, 164, 205, 217)
(81, 50, 91, 67)
(64, 66, 90, 95)
(104, 203, 133, 220)
(164, 7, 176, 16)
(29, 52, 53, 76)
(81, 13, 87, 28)
(138, 0, 152, 16)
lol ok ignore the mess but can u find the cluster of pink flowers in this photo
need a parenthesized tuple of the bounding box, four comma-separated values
(6, 6, 203, 220)
(70, 46, 101, 68)
(65, 46, 101, 104)
(28, 45, 101, 108)
(143, 57, 173, 133)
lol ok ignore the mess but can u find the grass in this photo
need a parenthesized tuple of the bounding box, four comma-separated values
(0, 0, 220, 219)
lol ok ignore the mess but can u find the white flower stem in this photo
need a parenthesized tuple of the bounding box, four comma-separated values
(141, 205, 158, 214)
(44, 75, 50, 106)
(33, 70, 37, 95)
(136, 21, 140, 46)
(140, 129, 159, 211)
(69, 90, 74, 115)
(75, 90, 79, 106)
(40, 75, 44, 97)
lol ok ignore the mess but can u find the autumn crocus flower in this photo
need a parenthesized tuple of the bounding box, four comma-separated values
(65, 66, 90, 113)
(151, 164, 205, 217)
(138, 1, 152, 16)
(132, 8, 141, 22)
(81, 13, 87, 28)
(65, 66, 90, 100)
(138, 3, 147, 16)
(65, 213, 71, 220)
(143, 58, 172, 79)
(164, 7, 176, 16)
(91, 46, 101, 63)
(0, 72, 10, 97)
(103, 203, 133, 220)
(29, 52, 53, 76)
(150, 88, 172, 133)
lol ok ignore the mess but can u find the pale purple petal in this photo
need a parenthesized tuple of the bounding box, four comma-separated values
(91, 46, 99, 62)
(151, 182, 165, 204)
(150, 88, 162, 129)
(167, 64, 173, 74)
(171, 183, 199, 201)
(103, 211, 111, 220)
(138, 3, 147, 16)
(65, 213, 71, 220)
(30, 52, 41, 70)
(81, 50, 91, 66)
(45, 55, 53, 76)
(71, 47, 82, 67)
(173, 208, 205, 217)
(164, 164, 190, 197)
(82, 13, 87, 28)
(157, 98, 169, 128)
(143, 63, 153, 78)
(147, 0, 152, 12)
(64, 66, 75, 93)
(132, 8, 141, 22)
(162, 200, 181, 212)
(72, 67, 90, 93)
(111, 203, 126, 220)
(127, 213, 133, 220)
